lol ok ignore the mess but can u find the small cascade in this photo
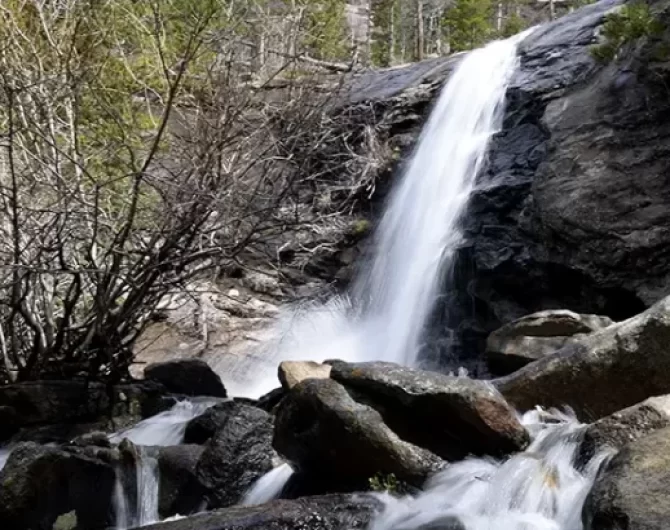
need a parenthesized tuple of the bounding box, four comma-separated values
(369, 408, 613, 530)
(111, 399, 216, 528)
(0, 447, 11, 470)
(219, 30, 534, 399)
(243, 463, 295, 506)
(109, 398, 218, 446)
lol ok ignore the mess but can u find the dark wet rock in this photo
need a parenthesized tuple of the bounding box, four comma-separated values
(256, 387, 286, 413)
(138, 493, 382, 530)
(578, 395, 670, 465)
(196, 402, 277, 508)
(145, 359, 227, 398)
(0, 406, 19, 442)
(158, 445, 206, 518)
(0, 380, 169, 440)
(495, 296, 670, 420)
(0, 442, 116, 530)
(584, 426, 670, 530)
(274, 377, 446, 490)
(68, 431, 112, 448)
(184, 400, 258, 445)
(486, 310, 613, 375)
(330, 361, 529, 461)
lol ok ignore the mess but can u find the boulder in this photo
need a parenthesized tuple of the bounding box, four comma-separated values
(274, 378, 445, 490)
(145, 359, 227, 398)
(0, 380, 169, 439)
(330, 361, 529, 460)
(0, 442, 116, 530)
(278, 361, 331, 390)
(578, 395, 670, 465)
(486, 310, 613, 375)
(138, 494, 382, 530)
(196, 402, 278, 508)
(184, 400, 258, 445)
(584, 426, 670, 530)
(158, 445, 206, 518)
(495, 296, 670, 420)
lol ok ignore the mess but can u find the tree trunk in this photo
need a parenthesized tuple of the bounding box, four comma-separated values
(416, 0, 424, 61)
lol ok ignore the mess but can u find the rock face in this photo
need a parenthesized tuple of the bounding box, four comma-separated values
(486, 310, 613, 375)
(139, 494, 382, 530)
(579, 395, 670, 464)
(278, 361, 332, 390)
(184, 400, 259, 445)
(584, 426, 670, 530)
(330, 361, 529, 460)
(196, 402, 277, 509)
(0, 442, 116, 530)
(274, 377, 445, 490)
(158, 445, 206, 518)
(0, 380, 168, 443)
(495, 295, 670, 420)
(145, 359, 227, 398)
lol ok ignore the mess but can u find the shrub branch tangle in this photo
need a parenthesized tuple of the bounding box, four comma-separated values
(0, 0, 374, 383)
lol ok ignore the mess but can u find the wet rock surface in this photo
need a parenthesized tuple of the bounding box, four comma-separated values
(145, 359, 227, 398)
(274, 377, 445, 490)
(495, 295, 670, 420)
(486, 310, 613, 375)
(330, 361, 529, 460)
(138, 494, 382, 530)
(584, 426, 670, 530)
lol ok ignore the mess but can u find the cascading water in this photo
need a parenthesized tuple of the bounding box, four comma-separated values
(369, 408, 612, 530)
(243, 463, 295, 506)
(222, 31, 533, 399)
(110, 399, 217, 529)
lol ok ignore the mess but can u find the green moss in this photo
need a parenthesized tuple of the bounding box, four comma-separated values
(349, 219, 371, 237)
(369, 472, 400, 493)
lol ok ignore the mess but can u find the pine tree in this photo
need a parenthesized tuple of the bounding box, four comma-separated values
(443, 0, 494, 52)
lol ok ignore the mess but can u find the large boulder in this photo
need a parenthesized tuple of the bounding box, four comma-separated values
(274, 377, 445, 490)
(138, 494, 382, 530)
(486, 310, 613, 375)
(278, 361, 331, 390)
(584, 426, 670, 530)
(330, 361, 529, 461)
(145, 359, 227, 398)
(579, 395, 670, 464)
(184, 400, 259, 445)
(495, 296, 670, 420)
(0, 442, 117, 530)
(158, 445, 206, 518)
(196, 402, 278, 508)
(0, 380, 169, 442)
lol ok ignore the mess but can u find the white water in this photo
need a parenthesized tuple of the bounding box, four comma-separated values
(0, 447, 11, 470)
(111, 399, 217, 529)
(109, 398, 218, 446)
(243, 463, 295, 506)
(370, 408, 612, 530)
(224, 32, 531, 399)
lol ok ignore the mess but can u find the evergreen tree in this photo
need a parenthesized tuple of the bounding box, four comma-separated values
(299, 0, 350, 60)
(443, 0, 494, 52)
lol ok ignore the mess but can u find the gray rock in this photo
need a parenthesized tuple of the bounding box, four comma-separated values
(495, 296, 670, 420)
(584, 426, 670, 530)
(145, 359, 227, 398)
(137, 494, 382, 530)
(486, 310, 613, 375)
(274, 378, 446, 489)
(158, 445, 206, 518)
(196, 402, 277, 508)
(184, 400, 258, 445)
(0, 442, 116, 530)
(278, 361, 332, 390)
(330, 361, 529, 460)
(579, 395, 670, 464)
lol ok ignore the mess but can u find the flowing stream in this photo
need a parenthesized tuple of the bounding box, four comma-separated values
(370, 408, 612, 530)
(223, 31, 533, 399)
(110, 399, 217, 529)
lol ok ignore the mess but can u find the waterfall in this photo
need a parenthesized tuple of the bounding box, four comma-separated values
(109, 398, 218, 446)
(222, 31, 532, 399)
(111, 399, 216, 528)
(369, 408, 613, 530)
(243, 463, 295, 506)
